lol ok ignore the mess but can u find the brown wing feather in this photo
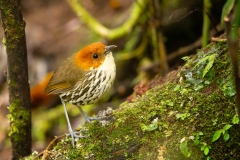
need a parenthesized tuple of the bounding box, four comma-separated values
(44, 55, 85, 95)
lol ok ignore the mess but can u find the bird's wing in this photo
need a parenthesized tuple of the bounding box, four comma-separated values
(44, 80, 74, 94)
(44, 56, 85, 95)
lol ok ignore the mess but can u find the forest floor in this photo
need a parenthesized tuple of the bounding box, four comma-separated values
(0, 0, 225, 159)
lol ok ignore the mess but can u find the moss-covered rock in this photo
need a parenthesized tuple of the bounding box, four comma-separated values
(29, 41, 240, 160)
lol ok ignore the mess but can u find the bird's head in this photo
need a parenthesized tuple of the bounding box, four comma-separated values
(74, 42, 117, 71)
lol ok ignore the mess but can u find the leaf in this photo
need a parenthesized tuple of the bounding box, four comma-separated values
(194, 84, 204, 91)
(232, 114, 239, 124)
(147, 123, 158, 131)
(165, 100, 174, 106)
(223, 86, 236, 97)
(212, 130, 222, 142)
(194, 56, 210, 68)
(205, 67, 215, 80)
(173, 85, 181, 91)
(180, 88, 189, 95)
(204, 147, 210, 156)
(223, 133, 230, 141)
(204, 80, 211, 85)
(193, 54, 217, 78)
(182, 56, 190, 61)
(188, 77, 203, 85)
(194, 139, 200, 146)
(180, 139, 191, 157)
(202, 54, 217, 78)
(223, 124, 232, 130)
(140, 124, 148, 132)
(140, 123, 158, 132)
(198, 132, 204, 136)
(176, 113, 181, 119)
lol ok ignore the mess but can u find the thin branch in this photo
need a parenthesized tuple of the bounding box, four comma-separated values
(168, 23, 223, 61)
(34, 134, 66, 160)
(224, 17, 240, 121)
(66, 0, 148, 40)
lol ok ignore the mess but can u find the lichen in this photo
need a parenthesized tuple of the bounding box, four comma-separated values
(8, 100, 31, 139)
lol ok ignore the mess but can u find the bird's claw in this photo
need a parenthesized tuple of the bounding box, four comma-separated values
(85, 108, 113, 122)
(66, 128, 88, 146)
(85, 116, 105, 122)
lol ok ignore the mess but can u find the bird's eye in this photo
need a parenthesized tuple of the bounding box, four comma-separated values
(93, 54, 99, 59)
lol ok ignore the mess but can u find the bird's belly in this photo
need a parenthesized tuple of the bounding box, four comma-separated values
(60, 70, 115, 106)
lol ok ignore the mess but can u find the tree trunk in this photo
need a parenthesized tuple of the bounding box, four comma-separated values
(0, 0, 32, 159)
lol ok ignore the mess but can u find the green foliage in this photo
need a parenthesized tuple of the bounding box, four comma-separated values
(161, 99, 174, 106)
(200, 142, 211, 156)
(186, 132, 212, 158)
(212, 115, 239, 143)
(181, 56, 190, 61)
(212, 124, 232, 142)
(193, 132, 204, 146)
(21, 151, 39, 160)
(180, 134, 212, 158)
(232, 114, 239, 124)
(217, 76, 236, 97)
(141, 121, 159, 132)
(194, 53, 217, 78)
(180, 138, 191, 157)
(212, 130, 222, 142)
(181, 43, 224, 92)
(176, 112, 190, 120)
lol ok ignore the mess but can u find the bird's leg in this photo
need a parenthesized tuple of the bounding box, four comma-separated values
(76, 105, 106, 123)
(60, 98, 85, 146)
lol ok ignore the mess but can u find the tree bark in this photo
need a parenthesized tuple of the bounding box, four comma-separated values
(0, 0, 32, 159)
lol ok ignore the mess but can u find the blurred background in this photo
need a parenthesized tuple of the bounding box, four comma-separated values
(0, 0, 225, 158)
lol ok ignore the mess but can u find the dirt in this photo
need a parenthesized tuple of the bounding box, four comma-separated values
(127, 67, 181, 102)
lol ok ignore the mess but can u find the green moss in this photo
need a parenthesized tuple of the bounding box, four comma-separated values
(27, 41, 240, 159)
(0, 3, 26, 50)
(8, 100, 31, 140)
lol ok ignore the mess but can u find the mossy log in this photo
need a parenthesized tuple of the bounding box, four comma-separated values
(29, 40, 240, 160)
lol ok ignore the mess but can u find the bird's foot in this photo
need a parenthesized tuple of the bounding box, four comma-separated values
(66, 128, 87, 146)
(84, 108, 113, 127)
(85, 116, 105, 122)
(85, 108, 113, 123)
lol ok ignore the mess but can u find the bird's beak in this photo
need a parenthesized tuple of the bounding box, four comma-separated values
(105, 45, 117, 55)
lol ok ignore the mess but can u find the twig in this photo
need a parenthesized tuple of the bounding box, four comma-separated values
(211, 37, 227, 42)
(167, 37, 202, 61)
(34, 134, 66, 160)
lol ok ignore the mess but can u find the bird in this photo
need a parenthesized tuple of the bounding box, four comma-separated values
(44, 42, 117, 146)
